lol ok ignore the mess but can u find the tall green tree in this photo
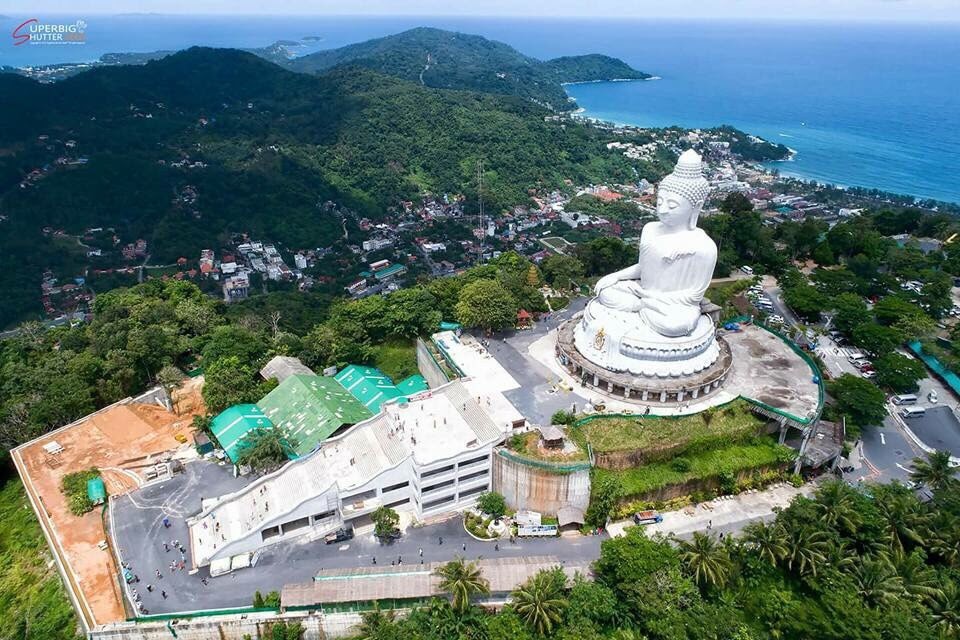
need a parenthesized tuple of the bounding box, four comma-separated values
(676, 532, 732, 589)
(910, 450, 959, 493)
(455, 279, 519, 332)
(434, 557, 490, 614)
(511, 567, 568, 635)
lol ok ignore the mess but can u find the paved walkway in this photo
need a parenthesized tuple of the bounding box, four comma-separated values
(606, 482, 816, 540)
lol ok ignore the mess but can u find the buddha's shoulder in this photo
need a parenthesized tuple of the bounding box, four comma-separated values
(691, 228, 718, 254)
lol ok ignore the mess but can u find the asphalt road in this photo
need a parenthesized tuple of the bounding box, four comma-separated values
(112, 459, 604, 616)
(483, 296, 590, 425)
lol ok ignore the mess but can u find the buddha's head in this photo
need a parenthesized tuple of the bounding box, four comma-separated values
(656, 150, 711, 231)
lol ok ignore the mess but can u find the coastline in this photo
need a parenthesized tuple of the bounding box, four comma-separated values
(565, 83, 958, 207)
(561, 76, 658, 86)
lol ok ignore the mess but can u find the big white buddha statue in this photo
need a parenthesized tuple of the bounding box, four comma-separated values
(573, 150, 720, 378)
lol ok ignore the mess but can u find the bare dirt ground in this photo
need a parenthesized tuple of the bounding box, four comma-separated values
(12, 380, 203, 627)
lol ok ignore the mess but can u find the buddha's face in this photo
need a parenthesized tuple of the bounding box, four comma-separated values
(656, 190, 694, 230)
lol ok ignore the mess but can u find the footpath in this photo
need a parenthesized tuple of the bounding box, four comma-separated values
(606, 481, 817, 540)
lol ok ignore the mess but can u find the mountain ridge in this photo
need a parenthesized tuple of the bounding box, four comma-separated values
(288, 27, 650, 111)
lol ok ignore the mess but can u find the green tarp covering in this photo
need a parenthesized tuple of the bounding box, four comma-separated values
(211, 404, 274, 463)
(257, 375, 373, 457)
(334, 364, 428, 413)
(87, 476, 106, 503)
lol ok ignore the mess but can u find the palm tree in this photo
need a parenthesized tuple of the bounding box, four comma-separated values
(825, 540, 857, 572)
(677, 531, 732, 588)
(815, 479, 862, 535)
(853, 555, 904, 608)
(784, 526, 830, 577)
(433, 556, 490, 614)
(356, 601, 397, 639)
(910, 450, 959, 492)
(743, 520, 788, 567)
(875, 488, 929, 555)
(931, 581, 960, 640)
(893, 550, 944, 605)
(511, 568, 568, 635)
(929, 514, 960, 568)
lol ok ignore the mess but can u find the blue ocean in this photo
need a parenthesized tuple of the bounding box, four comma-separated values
(2, 15, 959, 203)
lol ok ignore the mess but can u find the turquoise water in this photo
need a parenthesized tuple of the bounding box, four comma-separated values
(2, 16, 958, 202)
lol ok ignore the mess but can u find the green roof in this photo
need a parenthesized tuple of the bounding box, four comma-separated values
(211, 404, 274, 463)
(334, 365, 429, 413)
(256, 375, 373, 456)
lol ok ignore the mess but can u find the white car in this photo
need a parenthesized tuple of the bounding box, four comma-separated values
(767, 315, 785, 325)
(929, 390, 939, 404)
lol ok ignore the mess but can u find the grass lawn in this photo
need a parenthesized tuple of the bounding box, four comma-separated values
(596, 438, 795, 498)
(372, 338, 419, 383)
(506, 431, 589, 462)
(570, 400, 764, 456)
(0, 478, 81, 640)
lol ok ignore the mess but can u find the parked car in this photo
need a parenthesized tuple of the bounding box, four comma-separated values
(861, 370, 876, 379)
(633, 510, 663, 525)
(324, 527, 355, 545)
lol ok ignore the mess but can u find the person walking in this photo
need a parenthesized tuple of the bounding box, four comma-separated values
(438, 536, 443, 545)
(155, 569, 162, 579)
(161, 590, 167, 599)
(372, 556, 377, 565)
(146, 584, 153, 593)
(418, 547, 423, 557)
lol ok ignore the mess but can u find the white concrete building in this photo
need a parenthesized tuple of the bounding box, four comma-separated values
(188, 380, 503, 570)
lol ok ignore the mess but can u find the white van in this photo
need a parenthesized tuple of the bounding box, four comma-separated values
(892, 394, 918, 405)
(740, 265, 754, 275)
(846, 352, 867, 364)
(901, 406, 926, 419)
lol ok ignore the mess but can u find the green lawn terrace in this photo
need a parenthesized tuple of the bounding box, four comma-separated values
(571, 400, 796, 505)
(505, 427, 590, 464)
(569, 399, 765, 464)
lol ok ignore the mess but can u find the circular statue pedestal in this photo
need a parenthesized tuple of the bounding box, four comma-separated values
(556, 313, 732, 405)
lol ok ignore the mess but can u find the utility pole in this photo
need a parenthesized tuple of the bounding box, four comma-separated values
(477, 159, 484, 264)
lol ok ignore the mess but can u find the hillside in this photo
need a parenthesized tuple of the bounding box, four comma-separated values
(288, 27, 649, 110)
(542, 54, 652, 83)
(0, 46, 658, 326)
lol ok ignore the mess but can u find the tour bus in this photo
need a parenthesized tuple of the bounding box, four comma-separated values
(892, 394, 919, 405)
(901, 406, 926, 419)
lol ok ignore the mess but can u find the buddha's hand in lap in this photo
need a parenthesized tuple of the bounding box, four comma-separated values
(594, 272, 622, 294)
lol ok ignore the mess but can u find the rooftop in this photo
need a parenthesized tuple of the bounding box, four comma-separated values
(259, 355, 316, 383)
(334, 364, 428, 413)
(210, 404, 274, 463)
(257, 375, 373, 457)
(189, 380, 502, 566)
(282, 555, 589, 606)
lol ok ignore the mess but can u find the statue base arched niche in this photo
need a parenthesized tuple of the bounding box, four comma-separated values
(571, 149, 722, 380)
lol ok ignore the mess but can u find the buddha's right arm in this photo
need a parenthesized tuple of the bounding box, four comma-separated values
(596, 263, 643, 291)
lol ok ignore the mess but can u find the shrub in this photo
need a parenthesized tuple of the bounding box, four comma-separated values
(551, 410, 576, 426)
(671, 457, 691, 472)
(372, 506, 400, 538)
(60, 468, 101, 516)
(507, 434, 525, 451)
(476, 491, 507, 519)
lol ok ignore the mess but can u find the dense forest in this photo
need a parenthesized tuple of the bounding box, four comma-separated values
(350, 476, 960, 640)
(288, 27, 650, 109)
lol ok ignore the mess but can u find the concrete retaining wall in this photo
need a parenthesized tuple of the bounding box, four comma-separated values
(491, 451, 590, 515)
(91, 610, 364, 639)
(416, 338, 449, 389)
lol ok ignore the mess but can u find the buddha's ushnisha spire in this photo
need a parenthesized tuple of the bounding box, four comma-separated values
(658, 149, 711, 212)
